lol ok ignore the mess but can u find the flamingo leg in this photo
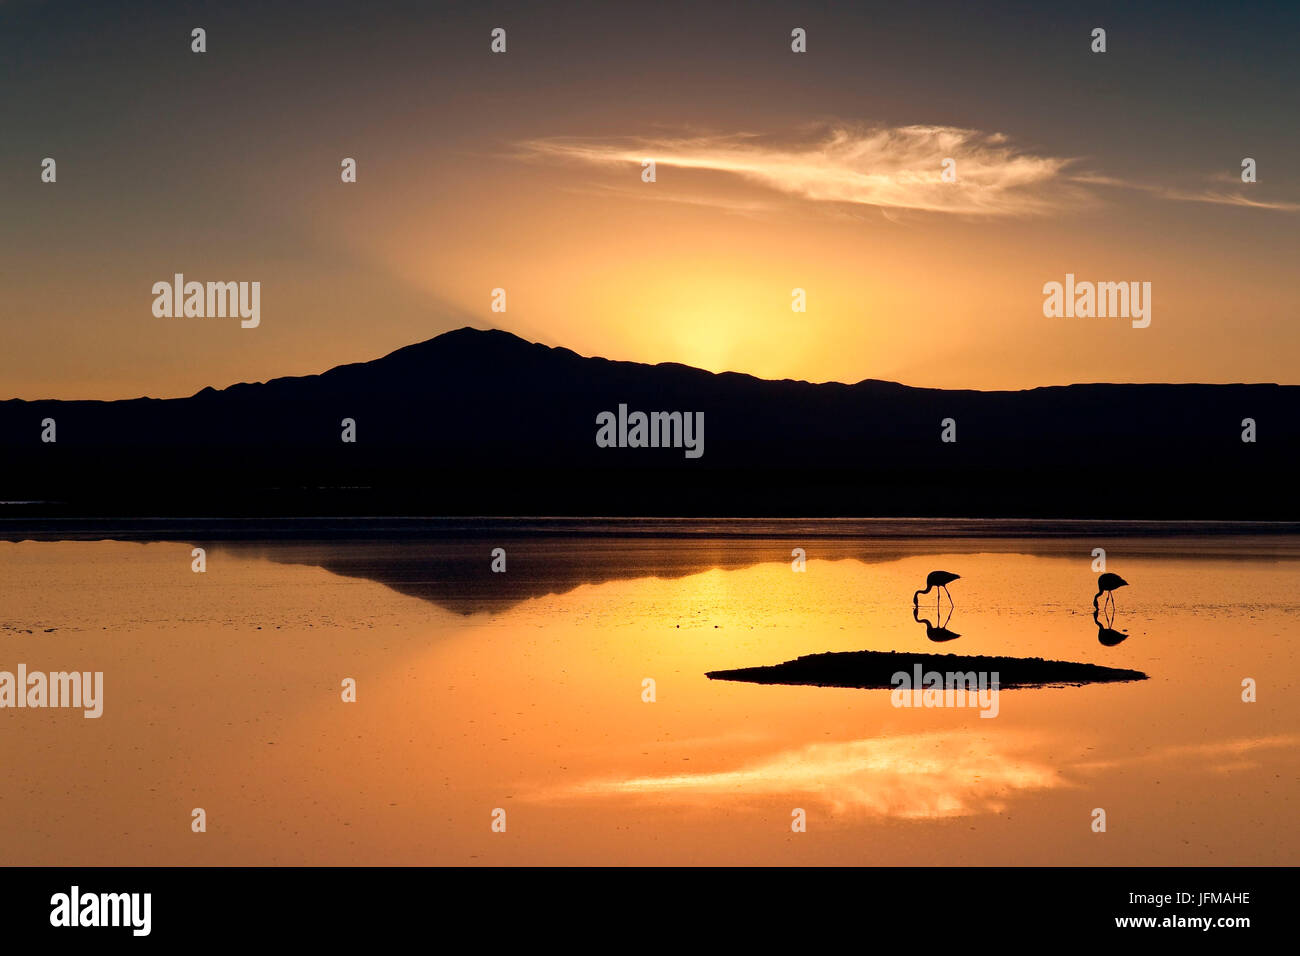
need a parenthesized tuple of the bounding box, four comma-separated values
(944, 585, 955, 609)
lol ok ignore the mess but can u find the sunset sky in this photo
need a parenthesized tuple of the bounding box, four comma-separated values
(2, 0, 1297, 399)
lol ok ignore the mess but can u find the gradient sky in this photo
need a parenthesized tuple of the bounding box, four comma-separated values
(2, 0, 1297, 399)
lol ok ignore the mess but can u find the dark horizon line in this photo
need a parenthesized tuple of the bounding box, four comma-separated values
(2, 325, 1296, 405)
(4, 514, 1300, 541)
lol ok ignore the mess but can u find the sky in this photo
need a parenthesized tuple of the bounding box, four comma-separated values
(1, 0, 1297, 399)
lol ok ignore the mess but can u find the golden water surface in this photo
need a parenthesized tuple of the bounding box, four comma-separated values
(1, 533, 1296, 865)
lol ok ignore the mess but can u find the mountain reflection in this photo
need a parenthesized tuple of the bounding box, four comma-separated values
(209, 538, 937, 615)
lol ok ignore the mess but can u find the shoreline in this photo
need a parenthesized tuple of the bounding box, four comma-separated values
(4, 515, 1300, 541)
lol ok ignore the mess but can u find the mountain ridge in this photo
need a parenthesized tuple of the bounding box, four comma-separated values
(222, 327, 1292, 399)
(1, 326, 1295, 519)
(4, 326, 1289, 405)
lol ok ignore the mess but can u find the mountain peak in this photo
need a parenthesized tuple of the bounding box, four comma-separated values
(371, 325, 551, 365)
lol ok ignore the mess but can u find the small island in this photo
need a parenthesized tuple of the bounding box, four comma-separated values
(707, 649, 1149, 690)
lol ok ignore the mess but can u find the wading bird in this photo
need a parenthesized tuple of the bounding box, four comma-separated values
(1092, 604, 1128, 646)
(1094, 572, 1129, 615)
(913, 604, 961, 642)
(914, 570, 960, 613)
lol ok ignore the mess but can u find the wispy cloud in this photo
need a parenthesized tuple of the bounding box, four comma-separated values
(521, 124, 1300, 218)
(519, 124, 1084, 217)
(1154, 189, 1300, 212)
(1078, 170, 1300, 213)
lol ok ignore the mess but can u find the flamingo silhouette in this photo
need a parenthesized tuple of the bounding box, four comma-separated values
(1093, 572, 1129, 616)
(1092, 604, 1128, 646)
(914, 570, 960, 614)
(913, 604, 961, 642)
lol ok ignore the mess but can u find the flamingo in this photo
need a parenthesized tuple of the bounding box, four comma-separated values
(1093, 572, 1129, 615)
(913, 604, 961, 642)
(1092, 604, 1128, 646)
(914, 570, 960, 613)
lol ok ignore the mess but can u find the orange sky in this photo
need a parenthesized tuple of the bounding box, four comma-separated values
(3, 0, 1297, 399)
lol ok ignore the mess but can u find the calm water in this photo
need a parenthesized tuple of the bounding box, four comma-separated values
(1, 525, 1297, 865)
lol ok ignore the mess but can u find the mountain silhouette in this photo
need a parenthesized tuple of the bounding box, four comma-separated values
(1, 327, 1295, 519)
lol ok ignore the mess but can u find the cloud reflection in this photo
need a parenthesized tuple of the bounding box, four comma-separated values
(556, 730, 1066, 819)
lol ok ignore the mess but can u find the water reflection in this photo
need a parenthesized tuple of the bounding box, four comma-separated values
(913, 603, 962, 642)
(190, 537, 1294, 618)
(554, 730, 1064, 819)
(1, 533, 1297, 864)
(210, 538, 811, 615)
(1093, 604, 1129, 646)
(1091, 576, 1129, 646)
(208, 539, 968, 615)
